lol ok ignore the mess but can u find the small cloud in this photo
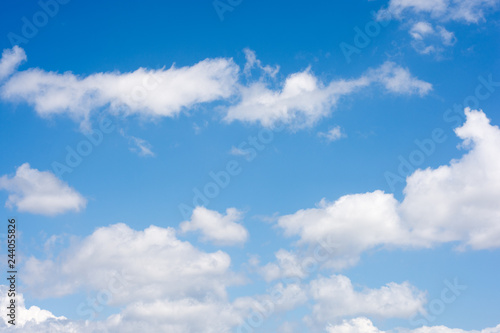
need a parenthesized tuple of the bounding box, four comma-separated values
(179, 206, 249, 246)
(0, 163, 87, 216)
(120, 129, 155, 157)
(318, 126, 345, 142)
(229, 145, 252, 158)
(0, 46, 26, 80)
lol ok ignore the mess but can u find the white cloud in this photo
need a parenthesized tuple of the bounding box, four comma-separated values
(0, 46, 26, 81)
(0, 163, 87, 216)
(309, 275, 426, 323)
(225, 61, 431, 127)
(0, 48, 430, 130)
(400, 108, 500, 250)
(229, 145, 252, 158)
(409, 22, 456, 55)
(179, 207, 249, 246)
(376, 0, 498, 55)
(0, 52, 239, 125)
(243, 48, 279, 77)
(0, 285, 66, 328)
(326, 317, 500, 333)
(410, 21, 435, 40)
(377, 0, 499, 23)
(276, 109, 500, 268)
(259, 249, 309, 282)
(23, 223, 240, 302)
(318, 126, 345, 142)
(326, 317, 384, 333)
(119, 130, 155, 157)
(129, 136, 155, 157)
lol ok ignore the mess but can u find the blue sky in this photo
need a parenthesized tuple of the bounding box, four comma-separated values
(0, 0, 500, 332)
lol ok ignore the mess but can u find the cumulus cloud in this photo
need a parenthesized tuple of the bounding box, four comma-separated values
(309, 275, 426, 324)
(0, 285, 65, 328)
(326, 317, 500, 333)
(0, 46, 26, 80)
(0, 163, 87, 216)
(179, 207, 249, 246)
(275, 109, 500, 268)
(23, 223, 240, 302)
(225, 61, 431, 127)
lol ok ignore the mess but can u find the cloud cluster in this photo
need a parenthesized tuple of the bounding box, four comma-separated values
(276, 109, 500, 268)
(225, 61, 431, 128)
(0, 47, 431, 129)
(23, 223, 238, 302)
(376, 0, 498, 55)
(0, 163, 87, 216)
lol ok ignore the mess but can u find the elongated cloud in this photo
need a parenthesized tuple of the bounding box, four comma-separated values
(225, 61, 431, 127)
(0, 52, 239, 123)
(0, 47, 431, 129)
(0, 163, 87, 216)
(276, 109, 500, 268)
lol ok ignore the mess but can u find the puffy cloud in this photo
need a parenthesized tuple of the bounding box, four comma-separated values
(276, 109, 500, 267)
(0, 163, 87, 216)
(277, 190, 411, 269)
(326, 317, 384, 333)
(0, 54, 239, 124)
(0, 285, 66, 328)
(179, 207, 249, 246)
(22, 223, 239, 302)
(326, 317, 500, 333)
(225, 61, 431, 127)
(0, 46, 26, 80)
(308, 275, 426, 323)
(400, 108, 500, 250)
